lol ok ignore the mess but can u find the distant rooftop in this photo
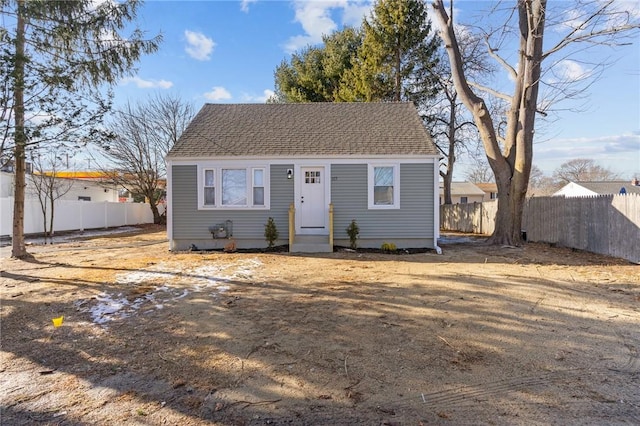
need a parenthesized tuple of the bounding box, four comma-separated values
(574, 181, 640, 195)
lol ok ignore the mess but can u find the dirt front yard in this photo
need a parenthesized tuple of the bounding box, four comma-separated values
(1, 226, 639, 425)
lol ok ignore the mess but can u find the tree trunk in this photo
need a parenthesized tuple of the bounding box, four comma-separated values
(394, 47, 401, 101)
(48, 186, 55, 240)
(442, 170, 453, 205)
(433, 0, 546, 246)
(12, 1, 28, 258)
(150, 202, 162, 225)
(443, 98, 457, 205)
(494, 0, 545, 245)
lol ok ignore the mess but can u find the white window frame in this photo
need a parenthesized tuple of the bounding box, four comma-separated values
(198, 164, 270, 210)
(252, 167, 266, 207)
(203, 168, 216, 206)
(368, 164, 400, 209)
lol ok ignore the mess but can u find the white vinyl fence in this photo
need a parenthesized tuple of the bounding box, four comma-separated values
(1, 197, 159, 237)
(440, 194, 640, 264)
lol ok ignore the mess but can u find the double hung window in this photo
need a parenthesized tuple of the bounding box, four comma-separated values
(368, 164, 399, 209)
(204, 169, 215, 206)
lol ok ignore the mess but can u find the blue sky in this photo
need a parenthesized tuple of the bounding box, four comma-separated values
(112, 0, 640, 180)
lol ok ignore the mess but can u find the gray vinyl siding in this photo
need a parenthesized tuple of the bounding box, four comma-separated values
(331, 163, 434, 242)
(171, 164, 293, 249)
(266, 164, 294, 238)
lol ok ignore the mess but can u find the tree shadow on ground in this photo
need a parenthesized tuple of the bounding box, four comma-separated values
(1, 242, 639, 424)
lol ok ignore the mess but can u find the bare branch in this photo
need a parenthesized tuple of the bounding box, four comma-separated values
(542, 0, 640, 59)
(468, 81, 512, 102)
(483, 36, 517, 79)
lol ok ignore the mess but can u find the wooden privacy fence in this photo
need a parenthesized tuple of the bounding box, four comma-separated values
(440, 201, 497, 235)
(440, 194, 640, 263)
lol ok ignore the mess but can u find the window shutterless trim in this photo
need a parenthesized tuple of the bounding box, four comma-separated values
(197, 164, 270, 210)
(367, 163, 400, 209)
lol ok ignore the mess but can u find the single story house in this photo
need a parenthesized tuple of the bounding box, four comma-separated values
(0, 171, 119, 202)
(553, 179, 640, 197)
(166, 102, 441, 253)
(439, 181, 486, 204)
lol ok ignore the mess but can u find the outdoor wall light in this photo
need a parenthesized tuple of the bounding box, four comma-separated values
(287, 169, 293, 179)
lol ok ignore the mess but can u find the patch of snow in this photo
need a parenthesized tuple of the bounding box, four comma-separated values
(78, 257, 262, 326)
(115, 270, 176, 284)
(87, 294, 133, 324)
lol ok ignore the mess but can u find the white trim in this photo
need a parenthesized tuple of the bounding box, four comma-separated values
(166, 159, 173, 245)
(196, 163, 271, 210)
(367, 163, 400, 209)
(433, 160, 442, 254)
(294, 163, 331, 235)
(203, 167, 216, 206)
(252, 167, 266, 207)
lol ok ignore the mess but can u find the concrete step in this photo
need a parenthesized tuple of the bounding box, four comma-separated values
(290, 235, 333, 253)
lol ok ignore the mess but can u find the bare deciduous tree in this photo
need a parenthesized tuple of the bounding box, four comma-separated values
(432, 0, 640, 245)
(29, 151, 73, 243)
(527, 164, 559, 196)
(465, 155, 495, 184)
(552, 158, 619, 184)
(96, 94, 195, 224)
(428, 31, 492, 204)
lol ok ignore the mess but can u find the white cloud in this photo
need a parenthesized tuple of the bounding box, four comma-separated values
(240, 0, 257, 13)
(120, 76, 173, 89)
(534, 132, 640, 174)
(241, 89, 275, 103)
(342, 1, 372, 26)
(184, 30, 215, 61)
(204, 86, 232, 101)
(284, 1, 371, 53)
(555, 60, 591, 81)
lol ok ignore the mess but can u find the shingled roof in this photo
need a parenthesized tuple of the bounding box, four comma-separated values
(576, 181, 640, 195)
(167, 102, 437, 158)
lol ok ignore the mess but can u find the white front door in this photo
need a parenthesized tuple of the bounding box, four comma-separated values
(298, 166, 326, 232)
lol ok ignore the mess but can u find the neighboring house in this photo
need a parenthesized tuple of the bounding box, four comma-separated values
(553, 179, 640, 197)
(475, 182, 498, 201)
(0, 171, 119, 202)
(439, 181, 485, 204)
(166, 102, 441, 252)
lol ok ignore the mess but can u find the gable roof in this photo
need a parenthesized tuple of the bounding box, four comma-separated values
(438, 181, 486, 196)
(556, 181, 640, 196)
(167, 102, 437, 158)
(575, 181, 640, 195)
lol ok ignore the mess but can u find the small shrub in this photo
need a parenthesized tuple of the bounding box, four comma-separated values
(264, 217, 279, 248)
(346, 219, 360, 249)
(380, 242, 397, 253)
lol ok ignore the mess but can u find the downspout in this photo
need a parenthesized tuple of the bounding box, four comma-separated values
(433, 158, 442, 254)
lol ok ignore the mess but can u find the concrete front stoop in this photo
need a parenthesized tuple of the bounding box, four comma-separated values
(290, 235, 332, 253)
